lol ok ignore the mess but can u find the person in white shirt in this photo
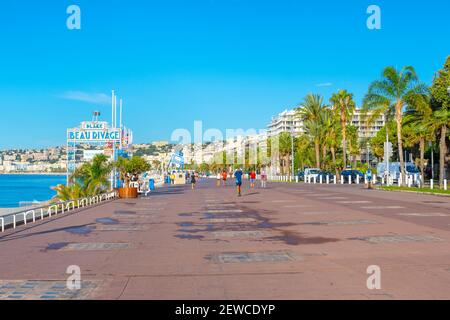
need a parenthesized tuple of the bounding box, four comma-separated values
(216, 172, 221, 187)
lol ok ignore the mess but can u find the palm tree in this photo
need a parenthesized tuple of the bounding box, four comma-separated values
(321, 107, 341, 176)
(52, 182, 86, 202)
(54, 154, 113, 202)
(330, 90, 355, 169)
(430, 56, 450, 187)
(297, 94, 326, 168)
(71, 154, 112, 195)
(277, 132, 293, 175)
(303, 119, 322, 168)
(346, 125, 359, 168)
(403, 91, 433, 181)
(431, 108, 450, 187)
(295, 134, 314, 170)
(363, 66, 427, 185)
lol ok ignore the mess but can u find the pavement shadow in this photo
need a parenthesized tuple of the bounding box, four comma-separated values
(0, 223, 96, 243)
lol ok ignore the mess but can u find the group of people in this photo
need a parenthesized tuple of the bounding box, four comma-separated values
(168, 169, 268, 196)
(216, 169, 268, 197)
(167, 171, 199, 189)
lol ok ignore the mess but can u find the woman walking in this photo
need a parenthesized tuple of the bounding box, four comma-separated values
(216, 171, 221, 187)
(249, 170, 256, 188)
(222, 170, 228, 186)
(191, 172, 197, 189)
(260, 170, 267, 188)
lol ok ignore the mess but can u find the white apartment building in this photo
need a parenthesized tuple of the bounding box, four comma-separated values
(267, 109, 304, 137)
(267, 108, 385, 141)
(351, 109, 386, 140)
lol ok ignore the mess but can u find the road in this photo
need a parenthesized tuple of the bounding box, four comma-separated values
(0, 178, 449, 299)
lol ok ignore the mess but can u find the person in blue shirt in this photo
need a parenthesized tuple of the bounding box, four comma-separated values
(235, 168, 243, 197)
(366, 169, 373, 189)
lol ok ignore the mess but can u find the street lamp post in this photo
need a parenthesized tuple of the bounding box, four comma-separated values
(429, 141, 434, 180)
(291, 126, 295, 182)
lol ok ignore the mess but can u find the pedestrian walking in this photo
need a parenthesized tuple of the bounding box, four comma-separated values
(222, 170, 228, 186)
(235, 168, 243, 197)
(260, 170, 267, 188)
(250, 170, 256, 188)
(216, 171, 221, 187)
(191, 172, 197, 189)
(367, 168, 373, 190)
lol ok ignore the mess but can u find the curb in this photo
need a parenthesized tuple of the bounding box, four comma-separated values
(376, 188, 450, 197)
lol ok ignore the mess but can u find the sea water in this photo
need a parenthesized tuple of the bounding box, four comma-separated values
(0, 174, 66, 208)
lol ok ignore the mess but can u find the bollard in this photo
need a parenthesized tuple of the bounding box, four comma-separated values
(341, 176, 344, 184)
(356, 175, 360, 184)
(334, 176, 337, 184)
(373, 175, 377, 184)
(313, 176, 317, 184)
(364, 175, 368, 185)
(445, 179, 448, 191)
(407, 175, 412, 188)
(348, 175, 351, 185)
(382, 176, 385, 185)
(326, 175, 330, 184)
(430, 179, 434, 190)
(319, 175, 323, 184)
(296, 176, 299, 183)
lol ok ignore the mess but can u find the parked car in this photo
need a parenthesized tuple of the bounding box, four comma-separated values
(304, 168, 321, 180)
(376, 162, 421, 185)
(297, 171, 305, 181)
(317, 171, 335, 181)
(340, 169, 364, 182)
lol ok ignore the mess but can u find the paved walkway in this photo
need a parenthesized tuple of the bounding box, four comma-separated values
(0, 179, 450, 299)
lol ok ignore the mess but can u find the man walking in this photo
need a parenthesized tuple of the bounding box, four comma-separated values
(235, 168, 243, 197)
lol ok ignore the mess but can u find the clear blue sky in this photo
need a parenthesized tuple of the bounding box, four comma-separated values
(0, 0, 449, 149)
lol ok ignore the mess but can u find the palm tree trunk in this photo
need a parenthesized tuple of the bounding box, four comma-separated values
(322, 145, 327, 163)
(396, 103, 406, 186)
(315, 140, 320, 168)
(348, 140, 352, 169)
(341, 108, 347, 168)
(419, 138, 425, 182)
(331, 146, 338, 178)
(439, 125, 447, 187)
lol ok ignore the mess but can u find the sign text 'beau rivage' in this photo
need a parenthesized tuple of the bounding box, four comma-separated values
(68, 121, 121, 142)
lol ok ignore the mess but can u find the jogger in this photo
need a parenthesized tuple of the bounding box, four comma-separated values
(235, 168, 243, 196)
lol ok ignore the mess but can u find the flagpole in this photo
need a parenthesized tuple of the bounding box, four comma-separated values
(110, 90, 115, 190)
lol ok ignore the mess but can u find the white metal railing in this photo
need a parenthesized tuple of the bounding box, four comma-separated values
(0, 191, 118, 233)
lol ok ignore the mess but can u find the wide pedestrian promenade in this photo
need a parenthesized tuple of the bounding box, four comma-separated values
(0, 179, 450, 299)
